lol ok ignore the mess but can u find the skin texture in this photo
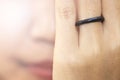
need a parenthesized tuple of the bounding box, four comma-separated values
(0, 0, 54, 80)
(0, 0, 120, 80)
(53, 0, 120, 80)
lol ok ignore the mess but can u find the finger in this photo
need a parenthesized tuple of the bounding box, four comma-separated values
(102, 1, 120, 79)
(53, 0, 78, 66)
(102, 0, 120, 49)
(53, 0, 78, 80)
(54, 0, 78, 54)
(77, 0, 103, 53)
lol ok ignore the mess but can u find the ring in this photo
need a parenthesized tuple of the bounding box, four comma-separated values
(75, 16, 104, 26)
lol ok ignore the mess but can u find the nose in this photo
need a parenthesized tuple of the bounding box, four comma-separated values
(30, 16, 55, 44)
(29, 1, 55, 44)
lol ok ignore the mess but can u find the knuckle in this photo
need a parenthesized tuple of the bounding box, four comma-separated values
(58, 7, 75, 19)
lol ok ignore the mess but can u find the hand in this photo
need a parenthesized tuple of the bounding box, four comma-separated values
(53, 0, 120, 80)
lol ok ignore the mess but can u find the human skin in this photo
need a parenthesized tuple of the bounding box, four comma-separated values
(0, 0, 120, 80)
(53, 0, 120, 80)
(0, 0, 54, 80)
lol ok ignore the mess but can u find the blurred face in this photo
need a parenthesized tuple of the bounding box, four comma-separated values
(0, 0, 54, 80)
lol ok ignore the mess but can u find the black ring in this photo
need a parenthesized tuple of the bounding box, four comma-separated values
(75, 16, 104, 26)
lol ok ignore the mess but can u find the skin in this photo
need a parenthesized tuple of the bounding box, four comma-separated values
(0, 0, 120, 80)
(0, 0, 54, 80)
(53, 0, 120, 80)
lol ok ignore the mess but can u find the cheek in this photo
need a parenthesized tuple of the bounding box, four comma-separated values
(0, 2, 32, 52)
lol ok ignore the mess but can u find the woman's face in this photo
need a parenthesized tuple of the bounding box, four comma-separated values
(0, 0, 54, 80)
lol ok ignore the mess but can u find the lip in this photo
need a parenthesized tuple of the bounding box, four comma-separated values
(13, 58, 53, 80)
(26, 60, 53, 80)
